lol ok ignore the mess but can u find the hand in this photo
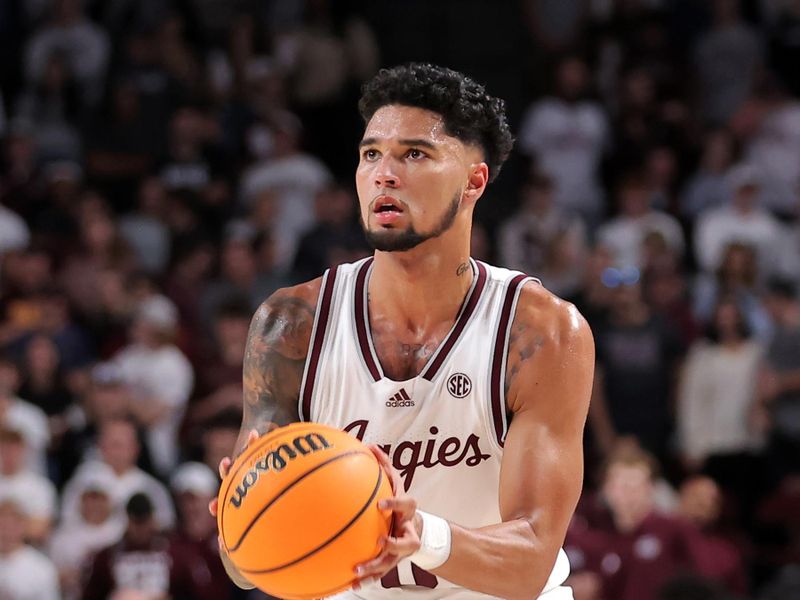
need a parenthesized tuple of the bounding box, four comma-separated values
(209, 429, 261, 590)
(352, 445, 423, 590)
(208, 429, 260, 518)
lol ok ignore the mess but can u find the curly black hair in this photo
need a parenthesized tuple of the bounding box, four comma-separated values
(358, 63, 514, 182)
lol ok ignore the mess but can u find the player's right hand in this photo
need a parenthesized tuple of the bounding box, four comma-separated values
(208, 429, 260, 517)
(209, 429, 261, 590)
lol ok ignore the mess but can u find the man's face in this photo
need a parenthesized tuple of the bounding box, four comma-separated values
(355, 105, 482, 252)
(99, 421, 139, 473)
(602, 463, 654, 521)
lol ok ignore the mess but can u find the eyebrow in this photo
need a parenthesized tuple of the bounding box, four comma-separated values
(359, 137, 438, 150)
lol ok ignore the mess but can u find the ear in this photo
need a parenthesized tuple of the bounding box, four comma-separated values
(463, 162, 489, 206)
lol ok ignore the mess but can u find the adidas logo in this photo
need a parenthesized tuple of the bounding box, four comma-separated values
(386, 388, 415, 407)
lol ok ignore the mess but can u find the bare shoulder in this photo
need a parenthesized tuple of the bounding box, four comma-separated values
(237, 278, 324, 449)
(247, 278, 324, 358)
(505, 281, 595, 417)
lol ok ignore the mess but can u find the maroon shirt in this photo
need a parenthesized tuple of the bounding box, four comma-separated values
(168, 530, 233, 600)
(566, 513, 695, 600)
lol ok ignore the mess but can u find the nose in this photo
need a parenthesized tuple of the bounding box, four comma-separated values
(374, 156, 400, 189)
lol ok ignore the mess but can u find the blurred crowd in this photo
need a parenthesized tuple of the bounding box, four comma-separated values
(1, 0, 800, 599)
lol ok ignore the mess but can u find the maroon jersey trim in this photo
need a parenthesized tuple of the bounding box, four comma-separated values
(490, 274, 530, 447)
(299, 265, 338, 420)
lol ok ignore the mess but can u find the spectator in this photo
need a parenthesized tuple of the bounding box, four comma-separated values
(292, 183, 369, 281)
(680, 129, 737, 220)
(0, 491, 60, 600)
(694, 163, 783, 277)
(83, 80, 158, 211)
(275, 0, 379, 174)
(188, 299, 250, 430)
(200, 230, 284, 325)
(735, 76, 800, 216)
(0, 355, 49, 474)
(61, 418, 174, 531)
(48, 469, 124, 600)
(16, 333, 73, 428)
(518, 54, 609, 225)
(239, 111, 332, 271)
(0, 422, 57, 544)
(113, 295, 194, 475)
(81, 493, 172, 600)
(498, 171, 588, 280)
(692, 242, 773, 340)
(566, 444, 697, 600)
(677, 298, 765, 480)
(14, 52, 83, 164)
(23, 0, 110, 107)
(693, 0, 763, 125)
(757, 279, 800, 480)
(169, 462, 232, 600)
(675, 476, 748, 595)
(118, 177, 172, 276)
(642, 261, 700, 349)
(596, 173, 684, 269)
(590, 267, 684, 461)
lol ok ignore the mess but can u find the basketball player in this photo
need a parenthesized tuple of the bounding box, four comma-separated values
(210, 63, 595, 599)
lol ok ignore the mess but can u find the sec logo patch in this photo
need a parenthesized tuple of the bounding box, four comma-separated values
(447, 373, 472, 398)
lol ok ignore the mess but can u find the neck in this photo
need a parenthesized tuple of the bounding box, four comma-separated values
(368, 232, 473, 332)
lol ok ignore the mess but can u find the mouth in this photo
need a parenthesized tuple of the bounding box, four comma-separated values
(372, 195, 405, 215)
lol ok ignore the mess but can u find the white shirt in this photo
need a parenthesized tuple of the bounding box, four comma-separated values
(0, 546, 60, 600)
(518, 98, 608, 218)
(677, 340, 764, 461)
(48, 518, 124, 572)
(0, 205, 30, 254)
(745, 101, 800, 214)
(240, 153, 332, 270)
(61, 461, 175, 530)
(596, 211, 685, 268)
(0, 470, 57, 520)
(1, 397, 50, 474)
(114, 343, 194, 475)
(694, 205, 783, 273)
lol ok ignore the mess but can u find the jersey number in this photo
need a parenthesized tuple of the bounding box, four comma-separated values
(380, 563, 438, 589)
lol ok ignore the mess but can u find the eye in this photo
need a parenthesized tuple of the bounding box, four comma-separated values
(407, 148, 426, 160)
(362, 149, 379, 161)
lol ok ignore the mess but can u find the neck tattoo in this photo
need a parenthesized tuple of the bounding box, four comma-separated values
(456, 262, 470, 276)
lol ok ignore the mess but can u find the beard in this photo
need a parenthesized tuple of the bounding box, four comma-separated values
(362, 192, 461, 252)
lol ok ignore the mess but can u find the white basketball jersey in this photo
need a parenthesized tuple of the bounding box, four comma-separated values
(299, 257, 571, 599)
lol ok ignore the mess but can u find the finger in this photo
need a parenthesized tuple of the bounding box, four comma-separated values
(381, 521, 421, 556)
(354, 551, 399, 580)
(218, 456, 232, 479)
(368, 444, 404, 494)
(247, 429, 259, 445)
(378, 496, 417, 524)
(208, 498, 218, 517)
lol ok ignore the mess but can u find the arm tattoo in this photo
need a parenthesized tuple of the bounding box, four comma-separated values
(505, 319, 545, 401)
(238, 293, 316, 454)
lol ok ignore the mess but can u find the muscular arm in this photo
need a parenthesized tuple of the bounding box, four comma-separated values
(220, 280, 321, 588)
(430, 285, 595, 599)
(233, 282, 320, 453)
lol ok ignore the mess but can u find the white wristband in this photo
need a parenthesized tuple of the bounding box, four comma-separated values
(410, 510, 452, 570)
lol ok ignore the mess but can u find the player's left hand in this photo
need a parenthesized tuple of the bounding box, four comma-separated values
(352, 444, 423, 590)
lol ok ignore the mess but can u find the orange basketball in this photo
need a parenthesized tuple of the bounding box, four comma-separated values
(217, 422, 393, 599)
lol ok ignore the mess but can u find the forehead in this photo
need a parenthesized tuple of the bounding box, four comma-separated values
(363, 105, 458, 147)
